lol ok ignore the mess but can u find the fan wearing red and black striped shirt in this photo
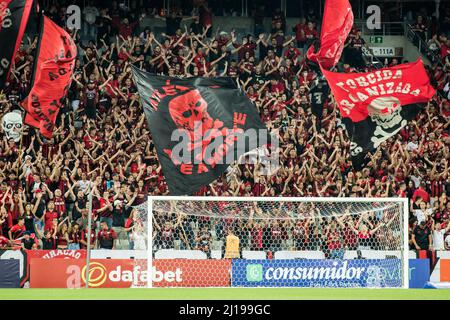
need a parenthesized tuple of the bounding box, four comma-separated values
(8, 217, 25, 240)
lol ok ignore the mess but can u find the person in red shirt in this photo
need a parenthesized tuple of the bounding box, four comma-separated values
(325, 221, 344, 259)
(43, 201, 59, 231)
(303, 21, 318, 48)
(80, 226, 96, 250)
(412, 182, 430, 203)
(440, 39, 450, 62)
(198, 1, 213, 37)
(0, 235, 13, 249)
(53, 189, 66, 218)
(293, 17, 307, 49)
(68, 223, 81, 250)
(113, 16, 143, 39)
(284, 42, 301, 61)
(9, 217, 25, 240)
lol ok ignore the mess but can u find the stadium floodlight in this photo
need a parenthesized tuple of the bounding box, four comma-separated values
(141, 197, 409, 289)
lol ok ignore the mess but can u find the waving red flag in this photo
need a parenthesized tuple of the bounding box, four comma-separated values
(22, 15, 76, 138)
(0, 0, 34, 87)
(322, 59, 436, 168)
(307, 0, 354, 69)
(321, 60, 436, 122)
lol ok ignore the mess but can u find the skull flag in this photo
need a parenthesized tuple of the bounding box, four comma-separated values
(21, 15, 76, 138)
(321, 59, 436, 168)
(0, 0, 34, 87)
(306, 0, 354, 70)
(132, 65, 269, 195)
(2, 111, 23, 142)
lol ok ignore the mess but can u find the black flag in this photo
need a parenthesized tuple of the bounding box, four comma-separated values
(132, 66, 269, 195)
(342, 104, 423, 169)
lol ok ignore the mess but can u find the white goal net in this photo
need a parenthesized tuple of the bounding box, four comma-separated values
(142, 197, 408, 288)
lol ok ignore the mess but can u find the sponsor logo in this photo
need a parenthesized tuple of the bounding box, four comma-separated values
(233, 260, 403, 288)
(244, 261, 367, 282)
(79, 263, 183, 286)
(31, 259, 231, 288)
(81, 262, 107, 287)
(263, 261, 366, 281)
(246, 264, 263, 282)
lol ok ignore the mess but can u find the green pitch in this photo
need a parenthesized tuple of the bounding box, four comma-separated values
(0, 288, 449, 300)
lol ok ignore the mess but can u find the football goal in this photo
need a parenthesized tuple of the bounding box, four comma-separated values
(142, 197, 409, 288)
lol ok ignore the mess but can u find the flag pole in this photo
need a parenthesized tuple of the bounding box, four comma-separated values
(16, 128, 25, 177)
(85, 188, 93, 289)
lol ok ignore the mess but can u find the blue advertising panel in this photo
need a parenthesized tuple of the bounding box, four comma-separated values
(0, 259, 20, 288)
(232, 259, 402, 288)
(409, 259, 430, 288)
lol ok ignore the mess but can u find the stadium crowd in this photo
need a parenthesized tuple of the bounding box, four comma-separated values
(0, 1, 449, 257)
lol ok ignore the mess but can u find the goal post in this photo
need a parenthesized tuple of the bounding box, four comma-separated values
(145, 196, 409, 289)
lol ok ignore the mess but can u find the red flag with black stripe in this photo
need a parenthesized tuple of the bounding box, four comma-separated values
(22, 15, 76, 138)
(321, 60, 436, 168)
(0, 0, 34, 87)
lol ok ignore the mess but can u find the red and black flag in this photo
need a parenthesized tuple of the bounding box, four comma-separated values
(307, 0, 354, 70)
(321, 60, 436, 168)
(132, 65, 270, 195)
(21, 15, 76, 138)
(0, 0, 34, 87)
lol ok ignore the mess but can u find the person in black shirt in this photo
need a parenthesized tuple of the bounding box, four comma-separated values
(39, 229, 57, 250)
(111, 200, 130, 249)
(156, 10, 196, 36)
(196, 225, 212, 259)
(254, 5, 265, 36)
(97, 221, 117, 249)
(73, 190, 87, 222)
(96, 8, 112, 43)
(309, 78, 330, 128)
(189, 16, 203, 35)
(345, 31, 366, 69)
(84, 80, 98, 120)
(412, 221, 432, 250)
(21, 231, 35, 250)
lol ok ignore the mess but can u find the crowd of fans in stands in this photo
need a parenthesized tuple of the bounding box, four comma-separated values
(0, 1, 448, 256)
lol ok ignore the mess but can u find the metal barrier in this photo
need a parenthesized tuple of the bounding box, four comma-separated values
(355, 21, 406, 36)
(406, 24, 443, 66)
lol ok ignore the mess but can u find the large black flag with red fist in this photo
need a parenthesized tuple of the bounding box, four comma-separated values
(132, 65, 269, 195)
(0, 0, 34, 88)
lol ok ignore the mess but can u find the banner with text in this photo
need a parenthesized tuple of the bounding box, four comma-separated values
(231, 259, 402, 288)
(321, 60, 435, 168)
(30, 258, 231, 288)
